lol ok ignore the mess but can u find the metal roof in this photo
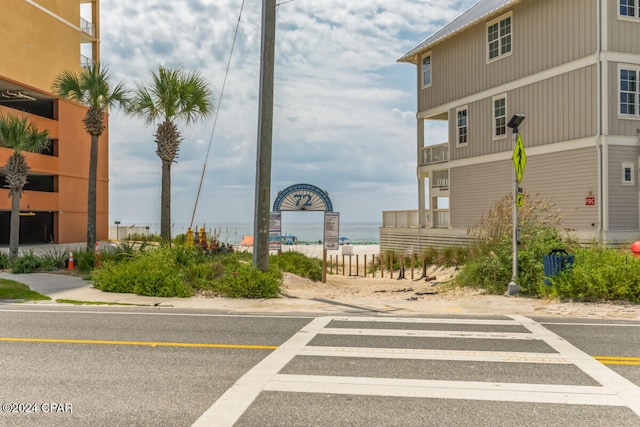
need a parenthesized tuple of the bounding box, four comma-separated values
(398, 0, 518, 63)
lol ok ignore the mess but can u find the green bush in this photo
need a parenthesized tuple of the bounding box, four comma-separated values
(92, 246, 282, 299)
(270, 251, 322, 281)
(92, 246, 193, 297)
(547, 247, 640, 302)
(454, 193, 573, 295)
(0, 251, 11, 269)
(208, 261, 282, 298)
(68, 247, 98, 273)
(183, 261, 225, 289)
(12, 251, 45, 273)
(37, 247, 67, 270)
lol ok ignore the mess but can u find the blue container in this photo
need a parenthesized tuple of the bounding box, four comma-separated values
(543, 249, 575, 285)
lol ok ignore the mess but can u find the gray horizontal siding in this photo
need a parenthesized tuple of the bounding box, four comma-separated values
(380, 227, 471, 253)
(419, 0, 596, 112)
(449, 65, 598, 161)
(607, 145, 640, 230)
(450, 147, 599, 232)
(608, 0, 640, 54)
(607, 62, 640, 136)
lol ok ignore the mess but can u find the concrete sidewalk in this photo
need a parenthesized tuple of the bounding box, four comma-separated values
(1, 271, 412, 314)
(0, 271, 522, 316)
(3, 271, 640, 319)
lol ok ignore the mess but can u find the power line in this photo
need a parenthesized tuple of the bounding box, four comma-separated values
(189, 0, 247, 230)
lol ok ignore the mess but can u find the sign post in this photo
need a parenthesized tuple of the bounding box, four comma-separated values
(507, 114, 525, 295)
(269, 212, 281, 252)
(323, 212, 340, 283)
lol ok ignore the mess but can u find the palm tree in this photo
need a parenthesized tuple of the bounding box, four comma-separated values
(0, 114, 50, 260)
(51, 63, 128, 250)
(127, 66, 214, 241)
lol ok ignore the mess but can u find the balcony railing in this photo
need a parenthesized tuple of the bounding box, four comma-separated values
(81, 54, 94, 69)
(382, 209, 449, 229)
(432, 170, 449, 189)
(432, 209, 450, 228)
(421, 142, 449, 166)
(382, 210, 427, 228)
(80, 17, 95, 37)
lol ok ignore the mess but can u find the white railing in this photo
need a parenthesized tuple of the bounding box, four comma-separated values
(421, 142, 449, 166)
(80, 17, 95, 37)
(382, 209, 449, 229)
(432, 209, 450, 228)
(382, 210, 429, 228)
(432, 170, 449, 188)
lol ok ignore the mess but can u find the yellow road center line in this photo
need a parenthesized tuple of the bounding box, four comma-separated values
(598, 361, 640, 365)
(594, 356, 640, 365)
(0, 337, 277, 350)
(595, 356, 640, 361)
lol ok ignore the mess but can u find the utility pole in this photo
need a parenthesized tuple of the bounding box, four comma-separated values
(253, 0, 277, 271)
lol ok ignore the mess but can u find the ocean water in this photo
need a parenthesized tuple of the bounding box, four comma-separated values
(136, 221, 381, 245)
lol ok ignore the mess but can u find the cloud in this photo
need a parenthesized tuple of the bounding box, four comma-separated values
(101, 0, 473, 227)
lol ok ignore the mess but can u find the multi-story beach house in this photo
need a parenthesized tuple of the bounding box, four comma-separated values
(0, 0, 107, 244)
(381, 0, 640, 252)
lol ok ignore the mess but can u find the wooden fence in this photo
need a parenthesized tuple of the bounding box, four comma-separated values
(326, 253, 428, 279)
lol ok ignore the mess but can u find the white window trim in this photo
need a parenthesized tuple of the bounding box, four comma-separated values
(492, 94, 508, 140)
(421, 51, 432, 89)
(456, 106, 469, 148)
(486, 12, 513, 64)
(623, 162, 635, 185)
(617, 64, 640, 119)
(618, 0, 640, 21)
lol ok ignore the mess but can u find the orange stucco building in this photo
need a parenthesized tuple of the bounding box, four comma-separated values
(0, 0, 108, 244)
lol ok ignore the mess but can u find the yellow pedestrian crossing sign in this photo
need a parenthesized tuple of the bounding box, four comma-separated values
(512, 134, 526, 183)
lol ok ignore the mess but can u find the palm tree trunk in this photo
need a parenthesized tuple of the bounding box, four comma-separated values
(9, 189, 21, 260)
(160, 160, 171, 241)
(87, 134, 99, 250)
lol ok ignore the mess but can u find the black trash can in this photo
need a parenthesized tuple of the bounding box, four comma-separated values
(543, 249, 575, 285)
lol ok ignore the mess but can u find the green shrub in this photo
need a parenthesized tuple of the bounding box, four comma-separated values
(92, 246, 282, 299)
(92, 246, 193, 297)
(12, 251, 45, 273)
(208, 262, 281, 298)
(548, 247, 640, 302)
(454, 193, 573, 295)
(125, 232, 161, 242)
(183, 261, 225, 289)
(0, 251, 11, 269)
(37, 247, 66, 270)
(270, 251, 322, 281)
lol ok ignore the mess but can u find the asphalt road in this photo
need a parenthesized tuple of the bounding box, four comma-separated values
(0, 306, 639, 426)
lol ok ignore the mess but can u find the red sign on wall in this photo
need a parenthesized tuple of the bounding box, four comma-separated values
(585, 196, 595, 206)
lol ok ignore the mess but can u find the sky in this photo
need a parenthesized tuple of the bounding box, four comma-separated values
(97, 0, 475, 230)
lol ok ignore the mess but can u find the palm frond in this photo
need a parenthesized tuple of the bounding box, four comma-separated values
(0, 114, 49, 153)
(52, 62, 129, 112)
(127, 66, 214, 126)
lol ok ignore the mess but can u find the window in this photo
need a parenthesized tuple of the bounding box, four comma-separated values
(487, 13, 512, 62)
(422, 52, 432, 88)
(620, 67, 640, 116)
(456, 107, 468, 146)
(620, 0, 638, 18)
(493, 95, 507, 139)
(623, 162, 635, 185)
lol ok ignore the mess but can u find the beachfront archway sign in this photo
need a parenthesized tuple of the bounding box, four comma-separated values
(272, 183, 333, 212)
(271, 183, 338, 282)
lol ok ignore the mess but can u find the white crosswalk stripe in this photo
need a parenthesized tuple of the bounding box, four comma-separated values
(194, 315, 640, 427)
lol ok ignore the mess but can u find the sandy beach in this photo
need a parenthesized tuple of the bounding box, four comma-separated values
(254, 244, 640, 320)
